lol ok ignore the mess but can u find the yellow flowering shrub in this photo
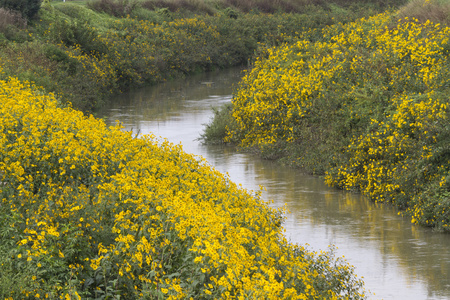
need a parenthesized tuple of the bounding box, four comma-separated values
(225, 12, 450, 230)
(0, 77, 366, 298)
(0, 0, 379, 113)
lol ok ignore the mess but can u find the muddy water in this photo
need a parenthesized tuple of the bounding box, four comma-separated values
(98, 68, 450, 300)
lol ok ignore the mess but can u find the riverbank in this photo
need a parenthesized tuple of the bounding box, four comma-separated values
(0, 0, 418, 297)
(202, 0, 450, 231)
(97, 67, 450, 299)
(0, 71, 370, 298)
(0, 0, 404, 112)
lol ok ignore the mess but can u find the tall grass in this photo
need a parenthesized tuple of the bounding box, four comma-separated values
(396, 0, 450, 25)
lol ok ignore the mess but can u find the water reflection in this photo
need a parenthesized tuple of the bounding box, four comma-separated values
(98, 67, 450, 300)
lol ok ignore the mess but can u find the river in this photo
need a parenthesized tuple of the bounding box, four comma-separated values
(97, 67, 450, 300)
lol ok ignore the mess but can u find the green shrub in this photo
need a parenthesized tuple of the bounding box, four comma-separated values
(43, 44, 78, 74)
(45, 19, 107, 55)
(224, 6, 238, 18)
(200, 103, 236, 144)
(0, 24, 29, 42)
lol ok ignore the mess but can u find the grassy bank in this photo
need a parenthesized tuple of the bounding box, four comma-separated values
(202, 0, 450, 231)
(0, 74, 367, 298)
(0, 0, 403, 112)
(0, 0, 417, 298)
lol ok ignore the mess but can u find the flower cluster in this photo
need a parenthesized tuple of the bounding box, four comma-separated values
(1, 0, 372, 113)
(0, 77, 366, 298)
(101, 17, 221, 86)
(226, 13, 450, 230)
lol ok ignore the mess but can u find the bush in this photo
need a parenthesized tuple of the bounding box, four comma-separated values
(43, 44, 77, 74)
(45, 19, 107, 55)
(216, 11, 450, 230)
(200, 103, 236, 144)
(0, 76, 367, 299)
(0, 7, 29, 42)
(0, 0, 42, 20)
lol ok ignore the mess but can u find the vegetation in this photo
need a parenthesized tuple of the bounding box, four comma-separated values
(203, 0, 450, 231)
(0, 0, 424, 298)
(0, 74, 367, 298)
(0, 0, 403, 112)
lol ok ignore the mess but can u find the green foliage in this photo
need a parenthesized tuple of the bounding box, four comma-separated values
(46, 18, 107, 55)
(43, 44, 78, 74)
(200, 103, 235, 144)
(0, 24, 29, 42)
(223, 7, 237, 18)
(0, 0, 42, 20)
